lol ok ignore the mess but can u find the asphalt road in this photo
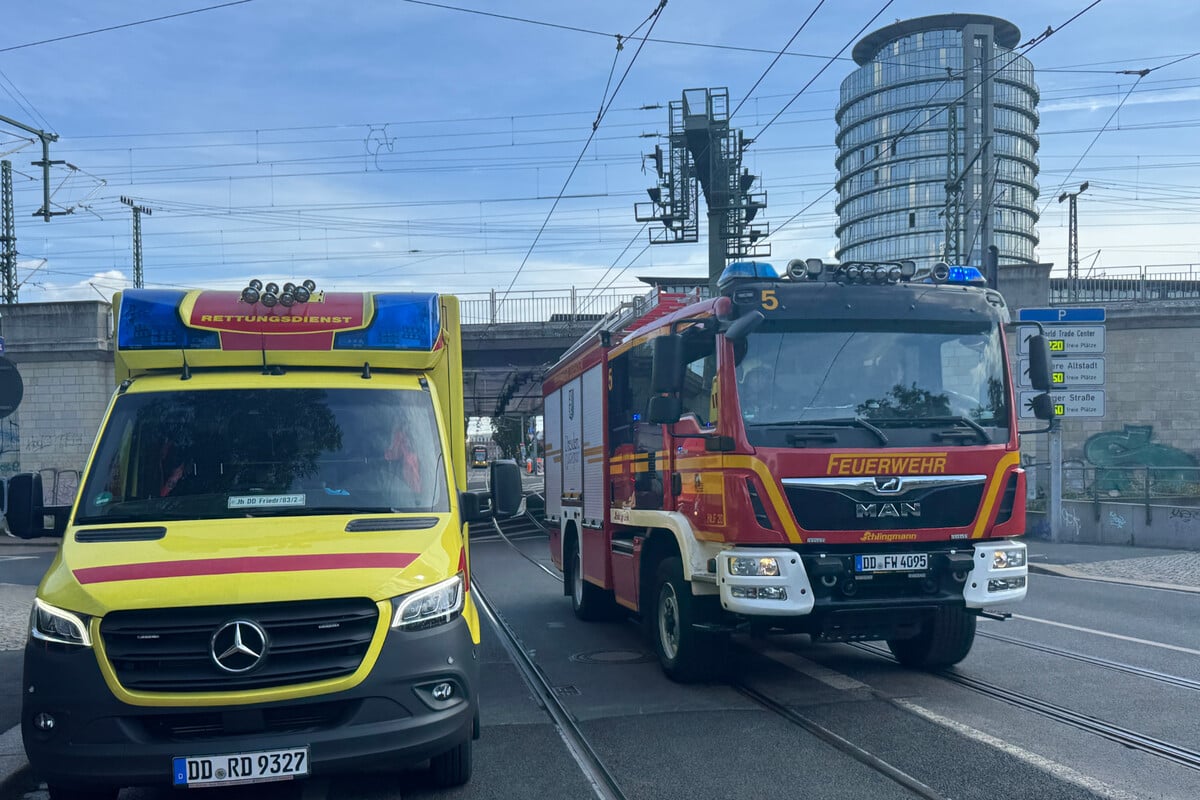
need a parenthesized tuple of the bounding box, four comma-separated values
(3, 528, 1200, 799)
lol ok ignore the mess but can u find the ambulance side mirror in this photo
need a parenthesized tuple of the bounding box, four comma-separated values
(489, 460, 524, 518)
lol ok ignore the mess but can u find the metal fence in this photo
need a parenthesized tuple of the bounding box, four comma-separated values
(1050, 264, 1200, 304)
(458, 286, 646, 325)
(1027, 462, 1200, 523)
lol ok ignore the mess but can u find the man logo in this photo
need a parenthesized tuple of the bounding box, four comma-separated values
(855, 502, 921, 519)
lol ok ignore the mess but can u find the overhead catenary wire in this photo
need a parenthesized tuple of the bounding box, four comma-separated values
(491, 0, 668, 320)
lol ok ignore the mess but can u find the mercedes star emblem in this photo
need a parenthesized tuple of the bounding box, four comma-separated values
(210, 620, 268, 673)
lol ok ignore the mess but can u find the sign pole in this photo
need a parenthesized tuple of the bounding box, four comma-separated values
(1049, 424, 1062, 542)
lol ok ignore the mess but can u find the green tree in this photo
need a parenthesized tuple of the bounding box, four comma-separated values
(491, 416, 522, 459)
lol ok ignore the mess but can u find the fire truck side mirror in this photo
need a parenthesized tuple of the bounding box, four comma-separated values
(724, 310, 764, 341)
(489, 460, 524, 518)
(1027, 334, 1053, 392)
(1030, 392, 1056, 421)
(647, 395, 682, 425)
(651, 334, 684, 394)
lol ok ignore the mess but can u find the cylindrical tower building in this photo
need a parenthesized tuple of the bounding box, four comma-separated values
(835, 14, 1039, 268)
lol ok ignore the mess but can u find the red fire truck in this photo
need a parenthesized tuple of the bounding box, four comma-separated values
(542, 259, 1055, 681)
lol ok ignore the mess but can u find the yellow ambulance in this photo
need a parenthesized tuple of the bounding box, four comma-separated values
(15, 282, 519, 798)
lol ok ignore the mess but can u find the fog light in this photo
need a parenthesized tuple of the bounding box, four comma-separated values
(431, 682, 454, 701)
(33, 712, 55, 731)
(728, 556, 780, 577)
(730, 585, 788, 600)
(992, 549, 1026, 569)
(988, 576, 1026, 592)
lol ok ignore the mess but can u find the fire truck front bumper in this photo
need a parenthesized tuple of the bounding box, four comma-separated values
(716, 541, 1028, 618)
(962, 540, 1028, 608)
(717, 548, 816, 616)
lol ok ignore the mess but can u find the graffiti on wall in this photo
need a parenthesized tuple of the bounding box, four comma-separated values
(1085, 424, 1198, 495)
(0, 418, 19, 476)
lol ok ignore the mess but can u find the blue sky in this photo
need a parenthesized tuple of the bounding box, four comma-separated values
(1, 0, 1198, 306)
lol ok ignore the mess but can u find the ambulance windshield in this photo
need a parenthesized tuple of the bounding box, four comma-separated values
(76, 387, 449, 524)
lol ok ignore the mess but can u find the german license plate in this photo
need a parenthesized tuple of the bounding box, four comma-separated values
(855, 553, 927, 573)
(173, 747, 309, 788)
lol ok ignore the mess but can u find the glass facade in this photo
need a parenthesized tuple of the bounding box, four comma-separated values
(835, 16, 1040, 268)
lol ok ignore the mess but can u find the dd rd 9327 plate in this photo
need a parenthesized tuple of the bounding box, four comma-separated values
(854, 553, 928, 573)
(173, 746, 309, 788)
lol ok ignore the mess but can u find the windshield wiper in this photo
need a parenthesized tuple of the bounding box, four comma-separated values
(861, 415, 992, 444)
(926, 415, 991, 444)
(750, 418, 889, 446)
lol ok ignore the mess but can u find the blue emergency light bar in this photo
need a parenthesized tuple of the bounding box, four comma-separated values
(717, 261, 779, 292)
(117, 290, 220, 351)
(117, 289, 441, 352)
(944, 265, 987, 286)
(334, 293, 440, 351)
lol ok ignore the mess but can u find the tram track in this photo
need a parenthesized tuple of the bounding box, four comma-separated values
(977, 628, 1200, 692)
(847, 641, 1200, 773)
(471, 578, 629, 800)
(484, 513, 955, 799)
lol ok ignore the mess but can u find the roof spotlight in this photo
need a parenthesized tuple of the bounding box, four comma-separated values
(265, 282, 280, 295)
(248, 279, 263, 291)
(302, 279, 317, 292)
(241, 286, 260, 304)
(294, 285, 311, 303)
(283, 282, 296, 294)
(888, 265, 902, 283)
(873, 266, 890, 283)
(899, 260, 917, 279)
(931, 262, 951, 283)
(261, 291, 278, 308)
(805, 258, 825, 279)
(279, 292, 295, 308)
(845, 265, 862, 283)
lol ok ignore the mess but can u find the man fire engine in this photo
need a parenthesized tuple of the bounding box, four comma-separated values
(542, 259, 1055, 682)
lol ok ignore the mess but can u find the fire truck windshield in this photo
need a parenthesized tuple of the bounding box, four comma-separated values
(734, 319, 1009, 447)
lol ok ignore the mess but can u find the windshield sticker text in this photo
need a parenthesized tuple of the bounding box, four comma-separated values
(228, 494, 306, 509)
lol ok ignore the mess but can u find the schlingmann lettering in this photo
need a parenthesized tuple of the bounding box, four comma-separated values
(860, 531, 919, 542)
(826, 453, 947, 475)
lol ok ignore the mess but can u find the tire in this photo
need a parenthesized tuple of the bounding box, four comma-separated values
(46, 785, 120, 800)
(650, 557, 728, 683)
(429, 738, 472, 787)
(567, 536, 615, 622)
(887, 606, 977, 668)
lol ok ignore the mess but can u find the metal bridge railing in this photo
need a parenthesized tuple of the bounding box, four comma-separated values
(458, 286, 645, 325)
(1050, 263, 1200, 304)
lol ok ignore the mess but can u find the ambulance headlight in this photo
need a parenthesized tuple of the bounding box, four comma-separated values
(727, 556, 780, 577)
(30, 599, 93, 647)
(391, 574, 464, 631)
(992, 548, 1026, 569)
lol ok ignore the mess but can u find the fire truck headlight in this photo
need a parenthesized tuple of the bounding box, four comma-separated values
(731, 586, 788, 601)
(728, 556, 780, 577)
(992, 548, 1026, 569)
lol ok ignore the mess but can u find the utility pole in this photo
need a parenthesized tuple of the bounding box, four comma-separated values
(1058, 181, 1088, 301)
(635, 88, 768, 294)
(120, 196, 153, 289)
(0, 113, 67, 222)
(1, 162, 16, 304)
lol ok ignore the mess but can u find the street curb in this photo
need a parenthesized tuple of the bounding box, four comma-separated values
(1029, 562, 1200, 594)
(0, 724, 28, 792)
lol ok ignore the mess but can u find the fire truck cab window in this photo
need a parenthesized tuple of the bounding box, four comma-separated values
(607, 341, 663, 510)
(680, 330, 716, 426)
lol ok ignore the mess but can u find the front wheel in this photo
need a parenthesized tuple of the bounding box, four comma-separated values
(651, 557, 727, 682)
(429, 738, 472, 787)
(886, 606, 976, 668)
